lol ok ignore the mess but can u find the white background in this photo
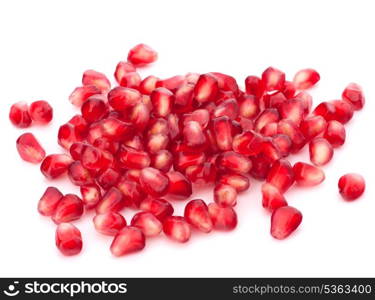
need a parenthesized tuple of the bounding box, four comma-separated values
(0, 0, 374, 277)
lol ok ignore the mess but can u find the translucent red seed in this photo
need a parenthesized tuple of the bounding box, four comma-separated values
(56, 223, 82, 256)
(29, 100, 53, 124)
(16, 133, 46, 163)
(9, 101, 32, 128)
(271, 206, 302, 240)
(338, 173, 365, 201)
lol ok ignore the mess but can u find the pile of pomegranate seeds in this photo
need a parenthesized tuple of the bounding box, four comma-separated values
(10, 43, 366, 256)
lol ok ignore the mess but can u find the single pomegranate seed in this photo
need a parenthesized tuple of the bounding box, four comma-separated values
(156, 75, 186, 91)
(295, 91, 313, 116)
(140, 167, 169, 198)
(40, 154, 73, 179)
(254, 108, 280, 132)
(260, 122, 278, 137)
(250, 154, 272, 180)
(9, 101, 32, 128)
(214, 183, 237, 207)
(184, 199, 213, 233)
(82, 70, 111, 92)
(118, 72, 141, 89)
(52, 194, 84, 224)
(97, 168, 120, 190)
(58, 123, 81, 150)
(108, 87, 141, 111)
(166, 171, 192, 199)
(80, 184, 101, 209)
(81, 97, 109, 123)
(150, 87, 174, 117)
(338, 173, 365, 201)
(272, 134, 292, 157)
(147, 118, 169, 136)
(146, 133, 169, 154)
(55, 223, 82, 256)
(309, 137, 334, 166)
(100, 117, 133, 141)
(262, 183, 287, 212)
(151, 150, 173, 172)
(117, 179, 145, 209)
(239, 95, 259, 119)
(217, 151, 252, 174)
(127, 43, 157, 66)
(282, 81, 297, 98)
(293, 68, 320, 90)
(210, 72, 239, 95)
(81, 146, 113, 174)
(324, 120, 346, 147)
(163, 216, 191, 243)
(68, 161, 94, 186)
(263, 91, 287, 110)
(313, 101, 336, 121)
(233, 130, 263, 156)
(185, 162, 217, 186)
(114, 61, 136, 85)
(94, 137, 120, 154)
(342, 83, 365, 110)
(68, 115, 88, 138)
(123, 135, 144, 151)
(183, 109, 210, 129)
(213, 98, 239, 119)
(174, 83, 195, 113)
(279, 99, 304, 125)
(266, 159, 295, 193)
(118, 146, 150, 169)
(140, 197, 174, 221)
(293, 162, 325, 187)
(131, 212, 162, 237)
(261, 67, 285, 91)
(69, 85, 101, 107)
(110, 227, 145, 257)
(139, 75, 159, 95)
(130, 102, 150, 132)
(38, 186, 63, 216)
(330, 100, 354, 124)
(271, 206, 302, 239)
(87, 122, 105, 145)
(208, 203, 237, 231)
(245, 75, 263, 97)
(183, 121, 206, 148)
(260, 138, 282, 162)
(277, 119, 306, 153)
(96, 187, 124, 214)
(212, 116, 234, 151)
(93, 212, 126, 236)
(16, 133, 46, 163)
(174, 152, 206, 172)
(29, 100, 53, 124)
(194, 73, 219, 103)
(300, 115, 327, 141)
(218, 173, 250, 193)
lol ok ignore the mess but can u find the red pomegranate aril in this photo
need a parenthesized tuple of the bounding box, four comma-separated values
(217, 151, 252, 174)
(295, 91, 313, 116)
(213, 98, 239, 119)
(58, 123, 81, 150)
(68, 115, 88, 138)
(300, 115, 327, 141)
(94, 137, 119, 154)
(140, 197, 174, 221)
(146, 133, 169, 154)
(324, 120, 346, 147)
(266, 159, 295, 193)
(118, 71, 141, 89)
(262, 183, 287, 212)
(214, 183, 237, 207)
(52, 194, 84, 224)
(139, 75, 159, 95)
(114, 61, 136, 84)
(239, 95, 259, 119)
(69, 85, 101, 107)
(80, 184, 101, 209)
(41, 154, 73, 179)
(56, 223, 82, 256)
(108, 87, 141, 111)
(123, 135, 144, 151)
(239, 117, 254, 132)
(9, 101, 32, 128)
(174, 83, 195, 113)
(174, 152, 206, 172)
(69, 142, 86, 161)
(151, 87, 174, 117)
(272, 134, 292, 157)
(147, 118, 169, 136)
(87, 122, 104, 144)
(218, 173, 249, 193)
(338, 173, 365, 201)
(254, 108, 280, 132)
(118, 146, 150, 169)
(271, 206, 302, 239)
(261, 138, 282, 162)
(81, 146, 112, 173)
(117, 178, 145, 208)
(263, 91, 287, 110)
(127, 43, 157, 66)
(166, 171, 192, 199)
(208, 202, 237, 231)
(313, 101, 336, 121)
(279, 99, 304, 125)
(184, 199, 213, 233)
(183, 121, 206, 148)
(110, 227, 146, 257)
(93, 212, 126, 236)
(277, 119, 306, 153)
(183, 109, 210, 129)
(185, 162, 217, 186)
(96, 187, 124, 214)
(140, 167, 169, 198)
(131, 212, 162, 237)
(163, 216, 191, 243)
(260, 122, 278, 137)
(212, 116, 233, 151)
(261, 67, 285, 91)
(68, 161, 94, 186)
(342, 83, 365, 110)
(293, 69, 320, 90)
(233, 130, 263, 156)
(29, 100, 53, 124)
(97, 168, 120, 190)
(293, 162, 325, 187)
(245, 75, 263, 97)
(330, 100, 354, 124)
(38, 186, 63, 216)
(82, 69, 111, 93)
(16, 133, 46, 163)
(194, 73, 219, 103)
(130, 102, 150, 132)
(156, 75, 186, 91)
(151, 150, 173, 172)
(81, 97, 109, 123)
(210, 72, 239, 95)
(309, 137, 334, 166)
(282, 81, 297, 98)
(100, 117, 133, 141)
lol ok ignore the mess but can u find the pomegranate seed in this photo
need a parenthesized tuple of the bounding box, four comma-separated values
(324, 120, 346, 147)
(279, 99, 304, 125)
(183, 109, 210, 129)
(300, 116, 327, 141)
(272, 134, 292, 157)
(82, 70, 111, 92)
(69, 85, 101, 107)
(108, 87, 141, 111)
(55, 223, 82, 256)
(140, 197, 174, 221)
(210, 72, 239, 95)
(146, 133, 169, 154)
(156, 75, 186, 91)
(131, 212, 162, 237)
(68, 115, 88, 137)
(81, 97, 109, 123)
(130, 102, 150, 132)
(342, 83, 365, 110)
(166, 171, 192, 199)
(29, 100, 53, 124)
(271, 206, 302, 239)
(52, 194, 84, 224)
(293, 69, 320, 90)
(96, 187, 124, 214)
(295, 91, 313, 116)
(261, 67, 285, 91)
(185, 162, 217, 186)
(183, 121, 206, 148)
(330, 100, 354, 124)
(260, 122, 278, 137)
(213, 98, 239, 119)
(254, 108, 280, 132)
(239, 117, 254, 132)
(94, 137, 120, 154)
(100, 117, 133, 141)
(212, 116, 233, 151)
(16, 133, 46, 163)
(194, 73, 219, 103)
(184, 199, 213, 233)
(338, 173, 365, 201)
(97, 168, 120, 190)
(87, 122, 105, 145)
(139, 75, 159, 95)
(277, 119, 306, 153)
(282, 81, 297, 98)
(245, 75, 263, 97)
(80, 184, 101, 209)
(151, 87, 174, 117)
(68, 161, 94, 186)
(313, 101, 336, 121)
(217, 151, 252, 174)
(233, 130, 263, 156)
(266, 159, 295, 193)
(123, 135, 144, 151)
(174, 152, 206, 172)
(151, 150, 173, 172)
(260, 138, 282, 162)
(208, 203, 237, 231)
(214, 183, 237, 207)
(9, 101, 32, 128)
(117, 71, 141, 89)
(250, 154, 272, 180)
(218, 173, 250, 193)
(93, 212, 126, 236)
(41, 154, 73, 179)
(114, 61, 136, 85)
(148, 118, 169, 136)
(81, 146, 113, 174)
(163, 216, 191, 243)
(262, 183, 287, 212)
(58, 123, 81, 150)
(239, 95, 259, 119)
(174, 83, 195, 113)
(293, 162, 325, 187)
(309, 137, 333, 166)
(117, 177, 145, 208)
(263, 91, 287, 110)
(127, 44, 157, 66)
(140, 167, 169, 198)
(110, 227, 145, 257)
(118, 146, 150, 169)
(38, 187, 63, 216)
